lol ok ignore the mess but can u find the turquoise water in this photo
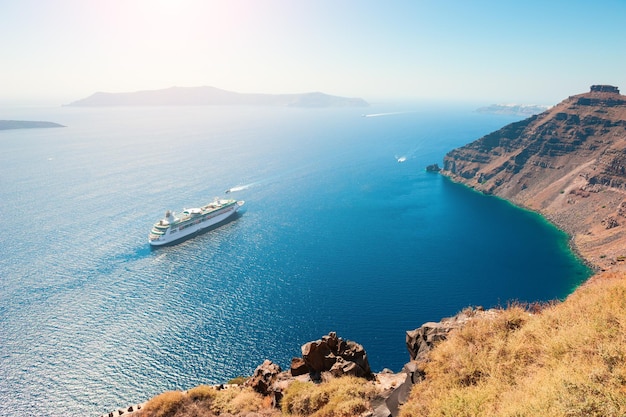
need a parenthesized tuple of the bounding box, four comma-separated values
(0, 104, 590, 416)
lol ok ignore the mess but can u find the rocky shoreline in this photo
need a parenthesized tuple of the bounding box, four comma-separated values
(439, 171, 600, 273)
(442, 85, 626, 272)
(101, 310, 508, 417)
(99, 331, 413, 417)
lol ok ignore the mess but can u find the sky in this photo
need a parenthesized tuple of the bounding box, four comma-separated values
(1, 0, 625, 105)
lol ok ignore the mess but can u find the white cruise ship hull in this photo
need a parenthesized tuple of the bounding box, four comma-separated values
(149, 200, 244, 246)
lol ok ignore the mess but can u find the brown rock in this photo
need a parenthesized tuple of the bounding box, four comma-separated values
(301, 332, 372, 379)
(406, 307, 498, 361)
(290, 357, 309, 376)
(245, 359, 282, 395)
(602, 216, 620, 229)
(406, 322, 454, 362)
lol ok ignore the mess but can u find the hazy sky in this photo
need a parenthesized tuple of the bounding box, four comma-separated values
(2, 0, 625, 105)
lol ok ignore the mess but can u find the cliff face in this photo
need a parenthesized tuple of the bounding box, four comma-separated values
(443, 86, 626, 270)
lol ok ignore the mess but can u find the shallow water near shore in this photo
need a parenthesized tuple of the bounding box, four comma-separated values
(0, 104, 590, 416)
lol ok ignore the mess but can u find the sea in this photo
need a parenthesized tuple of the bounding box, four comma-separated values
(0, 102, 591, 416)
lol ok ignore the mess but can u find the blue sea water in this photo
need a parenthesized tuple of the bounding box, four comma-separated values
(0, 103, 590, 416)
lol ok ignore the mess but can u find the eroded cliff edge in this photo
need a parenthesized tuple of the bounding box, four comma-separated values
(443, 85, 626, 271)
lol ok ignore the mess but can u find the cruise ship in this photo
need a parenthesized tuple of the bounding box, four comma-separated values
(149, 198, 244, 246)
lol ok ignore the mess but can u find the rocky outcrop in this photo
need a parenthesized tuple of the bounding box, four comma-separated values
(246, 360, 282, 396)
(239, 333, 402, 416)
(98, 404, 142, 417)
(406, 307, 497, 361)
(299, 331, 373, 380)
(442, 85, 626, 271)
(289, 357, 309, 376)
(425, 163, 441, 173)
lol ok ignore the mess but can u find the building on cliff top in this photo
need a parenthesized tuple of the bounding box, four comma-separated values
(590, 85, 620, 94)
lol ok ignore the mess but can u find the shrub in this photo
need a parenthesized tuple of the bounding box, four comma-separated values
(141, 390, 185, 417)
(282, 376, 375, 417)
(226, 376, 247, 385)
(187, 385, 216, 402)
(210, 387, 264, 414)
(139, 384, 272, 417)
(282, 380, 329, 415)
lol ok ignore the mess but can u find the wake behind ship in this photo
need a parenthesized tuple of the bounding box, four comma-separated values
(149, 198, 244, 246)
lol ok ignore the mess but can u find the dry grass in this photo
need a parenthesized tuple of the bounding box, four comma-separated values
(281, 376, 377, 417)
(400, 271, 626, 417)
(186, 385, 217, 402)
(141, 391, 186, 417)
(140, 385, 272, 417)
(140, 376, 376, 417)
(209, 386, 265, 414)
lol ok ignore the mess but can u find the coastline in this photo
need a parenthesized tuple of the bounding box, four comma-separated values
(439, 169, 616, 276)
(439, 87, 626, 274)
(97, 165, 604, 417)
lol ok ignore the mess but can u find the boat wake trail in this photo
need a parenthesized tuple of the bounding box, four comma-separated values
(363, 111, 416, 118)
(394, 137, 427, 163)
(225, 183, 256, 194)
(225, 158, 330, 194)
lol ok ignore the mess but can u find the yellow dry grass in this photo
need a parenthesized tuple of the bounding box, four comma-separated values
(141, 390, 186, 417)
(139, 385, 270, 417)
(400, 271, 626, 417)
(281, 375, 377, 417)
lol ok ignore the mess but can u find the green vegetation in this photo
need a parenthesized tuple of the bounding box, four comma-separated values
(226, 376, 247, 385)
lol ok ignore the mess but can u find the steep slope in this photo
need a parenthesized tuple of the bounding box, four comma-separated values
(400, 270, 626, 417)
(443, 85, 626, 270)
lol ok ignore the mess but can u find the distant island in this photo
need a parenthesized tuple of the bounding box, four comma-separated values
(476, 103, 549, 116)
(0, 120, 65, 130)
(66, 86, 370, 108)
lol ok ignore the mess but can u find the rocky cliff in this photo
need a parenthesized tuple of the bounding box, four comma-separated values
(443, 85, 626, 270)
